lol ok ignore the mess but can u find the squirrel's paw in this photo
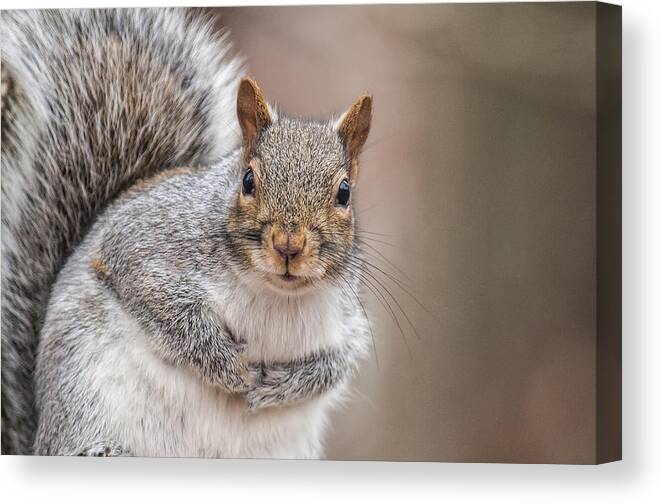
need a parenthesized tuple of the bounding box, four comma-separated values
(211, 338, 256, 394)
(246, 386, 285, 411)
(76, 441, 131, 457)
(217, 361, 255, 394)
(219, 372, 252, 394)
(245, 363, 293, 411)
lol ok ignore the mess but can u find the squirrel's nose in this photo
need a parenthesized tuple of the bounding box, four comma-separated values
(272, 229, 305, 261)
(273, 241, 303, 261)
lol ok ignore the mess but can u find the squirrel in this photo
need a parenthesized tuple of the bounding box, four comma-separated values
(1, 8, 372, 457)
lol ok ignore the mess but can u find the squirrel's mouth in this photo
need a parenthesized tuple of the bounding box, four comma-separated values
(263, 271, 313, 293)
(280, 272, 297, 282)
(276, 272, 305, 286)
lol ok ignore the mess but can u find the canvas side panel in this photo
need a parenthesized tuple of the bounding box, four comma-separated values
(596, 1, 622, 464)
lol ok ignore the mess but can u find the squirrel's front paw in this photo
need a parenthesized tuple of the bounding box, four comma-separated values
(245, 363, 292, 411)
(208, 338, 255, 394)
(219, 369, 253, 394)
(76, 441, 131, 457)
(246, 385, 285, 411)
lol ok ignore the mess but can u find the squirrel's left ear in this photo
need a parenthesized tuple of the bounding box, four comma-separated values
(335, 95, 372, 159)
(237, 77, 273, 159)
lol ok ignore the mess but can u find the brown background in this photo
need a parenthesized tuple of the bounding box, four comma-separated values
(217, 2, 599, 463)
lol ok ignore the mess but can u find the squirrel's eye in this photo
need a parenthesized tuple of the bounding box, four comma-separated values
(336, 179, 350, 207)
(242, 168, 255, 196)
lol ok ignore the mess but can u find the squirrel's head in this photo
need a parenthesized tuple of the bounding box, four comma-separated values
(226, 77, 372, 295)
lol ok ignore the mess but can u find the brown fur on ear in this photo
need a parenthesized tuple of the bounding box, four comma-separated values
(337, 95, 372, 162)
(237, 77, 272, 160)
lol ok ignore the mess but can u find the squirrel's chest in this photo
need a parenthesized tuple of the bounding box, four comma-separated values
(212, 285, 346, 362)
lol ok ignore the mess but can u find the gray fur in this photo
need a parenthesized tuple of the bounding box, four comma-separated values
(33, 154, 368, 456)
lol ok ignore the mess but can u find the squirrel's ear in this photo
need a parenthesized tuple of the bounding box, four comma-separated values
(335, 95, 372, 161)
(237, 77, 273, 158)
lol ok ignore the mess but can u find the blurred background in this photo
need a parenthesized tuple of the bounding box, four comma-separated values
(216, 3, 597, 463)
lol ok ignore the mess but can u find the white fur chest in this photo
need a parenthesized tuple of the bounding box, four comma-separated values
(101, 280, 347, 459)
(210, 278, 346, 363)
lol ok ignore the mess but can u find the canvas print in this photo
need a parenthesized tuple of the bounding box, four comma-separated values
(0, 2, 621, 463)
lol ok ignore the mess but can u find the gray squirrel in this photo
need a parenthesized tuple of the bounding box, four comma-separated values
(1, 8, 371, 457)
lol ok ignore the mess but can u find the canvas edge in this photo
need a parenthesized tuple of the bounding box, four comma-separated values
(595, 0, 622, 465)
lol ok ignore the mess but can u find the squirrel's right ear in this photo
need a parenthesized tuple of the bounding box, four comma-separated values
(335, 95, 372, 160)
(237, 77, 273, 159)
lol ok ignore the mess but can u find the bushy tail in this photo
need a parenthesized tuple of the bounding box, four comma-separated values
(0, 8, 243, 454)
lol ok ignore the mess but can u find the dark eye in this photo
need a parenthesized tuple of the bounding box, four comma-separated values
(336, 179, 350, 207)
(242, 168, 255, 196)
